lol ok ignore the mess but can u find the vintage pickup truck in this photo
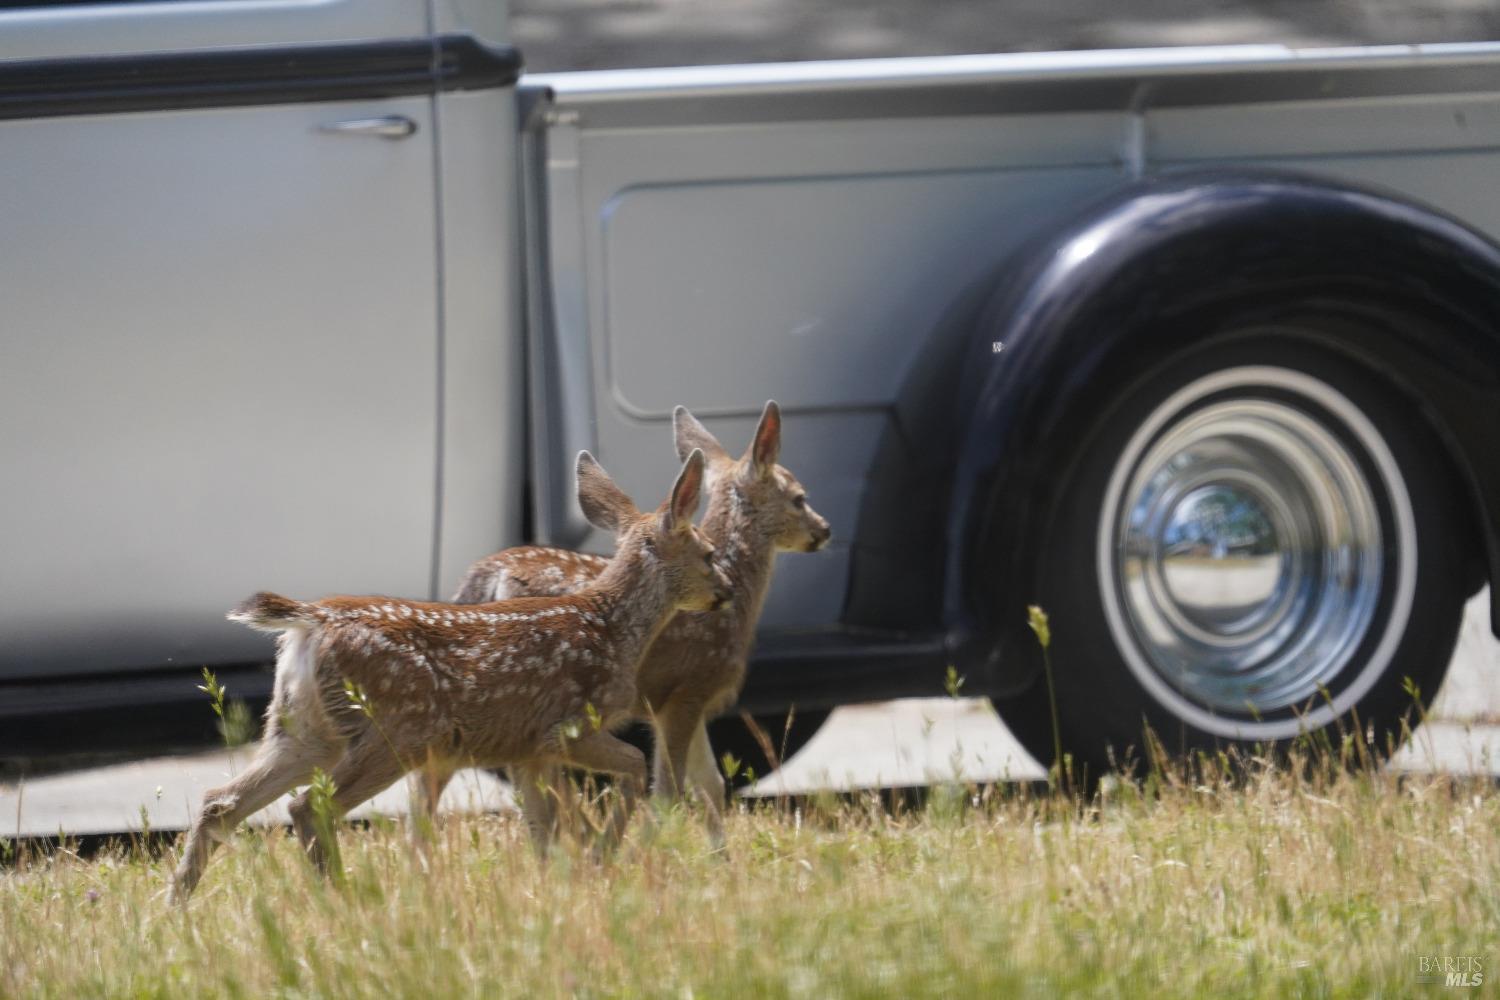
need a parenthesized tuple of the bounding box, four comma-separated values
(3, 0, 1498, 776)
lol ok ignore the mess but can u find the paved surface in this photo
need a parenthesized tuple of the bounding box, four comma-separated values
(3, 753, 516, 840)
(4, 590, 1493, 837)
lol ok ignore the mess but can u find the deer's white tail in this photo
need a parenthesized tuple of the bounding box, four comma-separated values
(228, 592, 326, 726)
(227, 591, 318, 631)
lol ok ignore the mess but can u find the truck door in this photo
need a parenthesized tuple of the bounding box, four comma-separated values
(0, 1, 478, 678)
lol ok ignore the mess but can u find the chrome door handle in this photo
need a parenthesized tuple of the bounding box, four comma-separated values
(318, 115, 418, 139)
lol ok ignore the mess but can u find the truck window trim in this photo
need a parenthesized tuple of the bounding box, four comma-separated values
(0, 33, 521, 121)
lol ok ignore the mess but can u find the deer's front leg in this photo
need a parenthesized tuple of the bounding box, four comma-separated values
(651, 697, 706, 803)
(511, 762, 565, 857)
(685, 720, 728, 854)
(558, 731, 647, 856)
(406, 756, 457, 856)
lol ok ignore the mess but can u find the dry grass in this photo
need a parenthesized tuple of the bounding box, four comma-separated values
(3, 751, 1498, 999)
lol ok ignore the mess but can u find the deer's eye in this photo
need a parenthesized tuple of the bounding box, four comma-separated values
(703, 550, 716, 567)
(793, 495, 807, 509)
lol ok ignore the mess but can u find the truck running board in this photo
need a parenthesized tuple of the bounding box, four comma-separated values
(737, 628, 953, 715)
(1, 629, 956, 759)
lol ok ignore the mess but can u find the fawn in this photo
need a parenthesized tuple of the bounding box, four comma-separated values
(413, 401, 831, 850)
(169, 449, 730, 902)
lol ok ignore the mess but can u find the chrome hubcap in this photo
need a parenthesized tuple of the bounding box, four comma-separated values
(1158, 482, 1284, 636)
(1098, 367, 1412, 736)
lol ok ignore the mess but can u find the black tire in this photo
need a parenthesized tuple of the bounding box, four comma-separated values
(994, 334, 1470, 779)
(709, 709, 831, 788)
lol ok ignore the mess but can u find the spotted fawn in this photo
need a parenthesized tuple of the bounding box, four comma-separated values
(415, 402, 830, 851)
(170, 449, 730, 902)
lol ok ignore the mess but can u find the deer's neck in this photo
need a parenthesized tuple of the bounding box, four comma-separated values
(701, 479, 776, 633)
(588, 547, 678, 673)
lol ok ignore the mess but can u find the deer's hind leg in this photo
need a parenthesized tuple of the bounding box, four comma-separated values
(170, 726, 336, 903)
(288, 731, 408, 877)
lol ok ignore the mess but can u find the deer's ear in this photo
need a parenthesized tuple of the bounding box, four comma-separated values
(673, 406, 729, 464)
(746, 400, 782, 477)
(665, 449, 706, 530)
(576, 451, 637, 534)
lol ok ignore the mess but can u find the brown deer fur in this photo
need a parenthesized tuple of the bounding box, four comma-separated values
(169, 449, 729, 903)
(415, 402, 830, 850)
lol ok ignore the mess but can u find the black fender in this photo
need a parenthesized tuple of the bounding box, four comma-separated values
(939, 167, 1500, 694)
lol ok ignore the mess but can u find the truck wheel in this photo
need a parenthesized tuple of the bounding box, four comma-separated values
(997, 337, 1468, 778)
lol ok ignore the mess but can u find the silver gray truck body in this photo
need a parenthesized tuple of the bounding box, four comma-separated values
(2, 1, 1497, 759)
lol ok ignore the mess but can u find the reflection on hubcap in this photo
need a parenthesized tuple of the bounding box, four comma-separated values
(1103, 368, 1391, 719)
(1159, 483, 1284, 635)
